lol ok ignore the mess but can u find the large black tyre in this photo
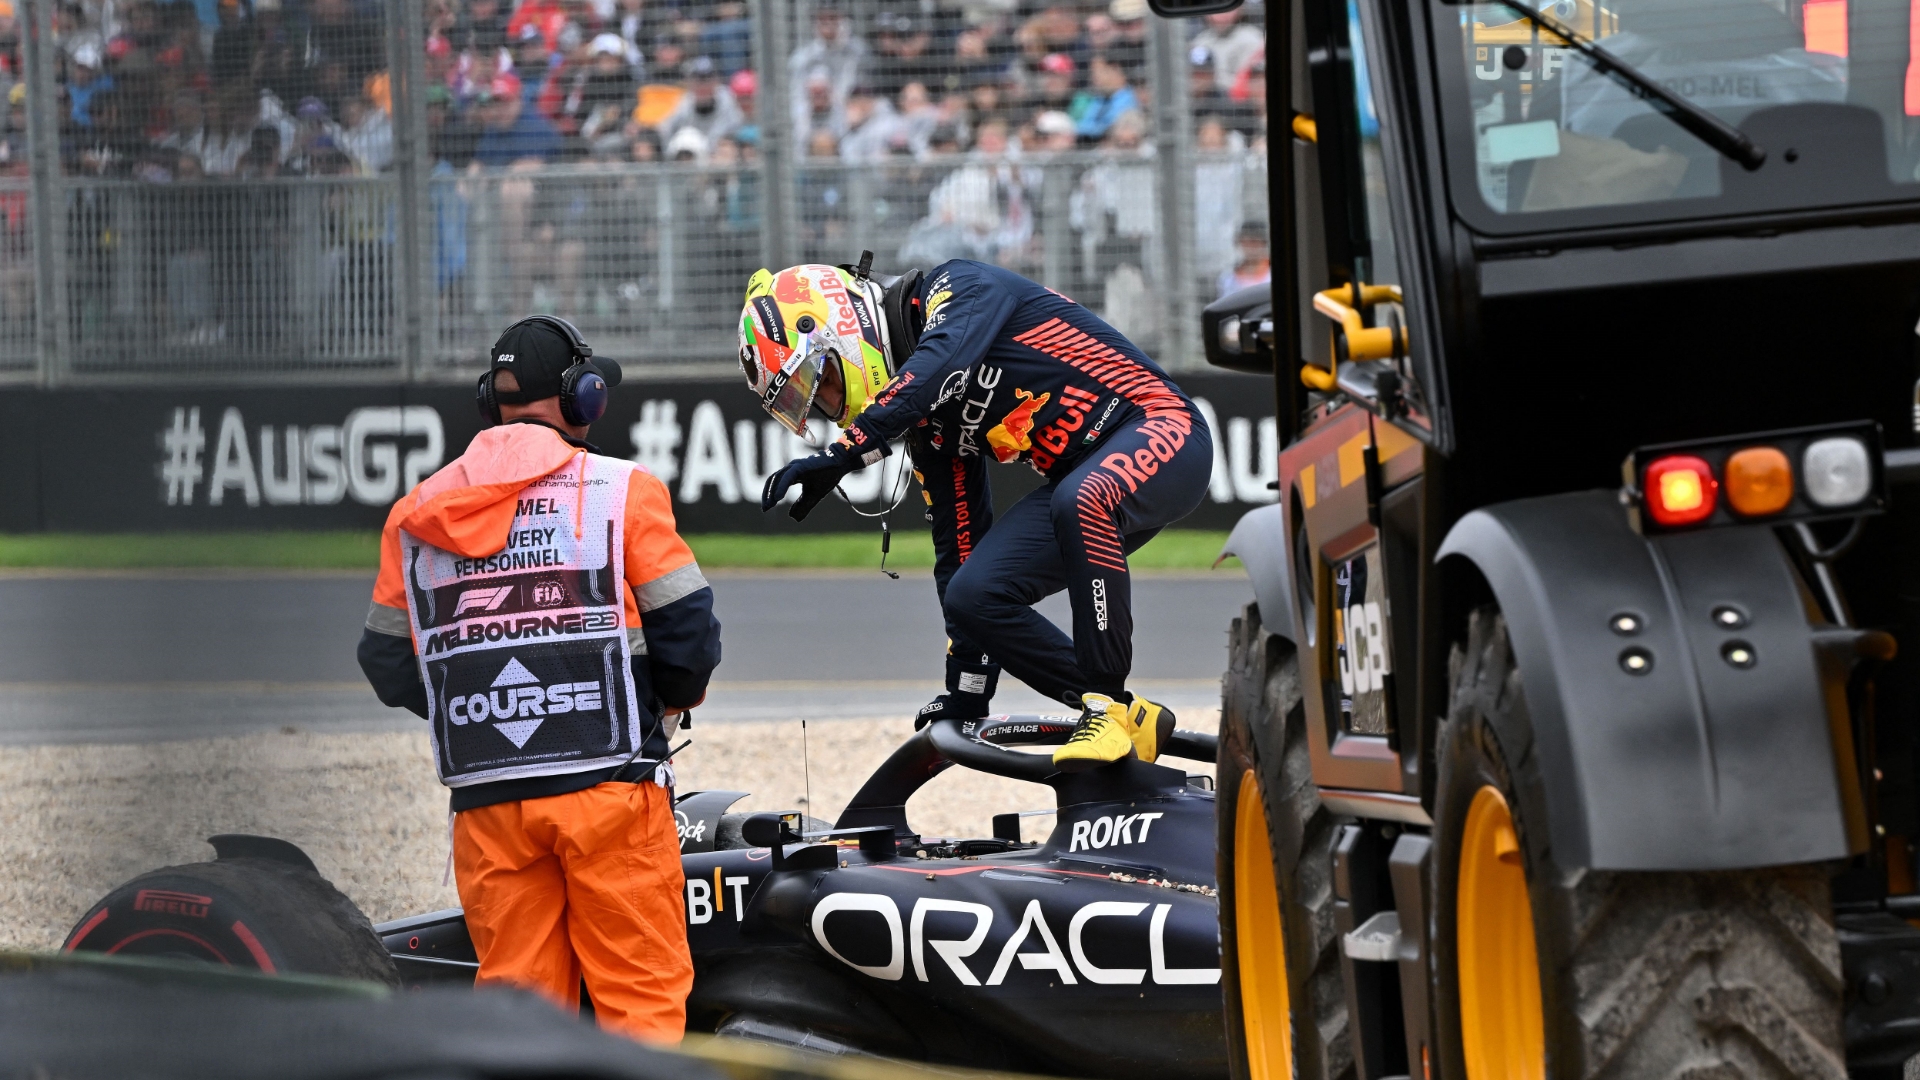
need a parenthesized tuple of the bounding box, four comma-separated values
(1433, 607, 1845, 1080)
(1217, 602, 1355, 1080)
(64, 853, 398, 987)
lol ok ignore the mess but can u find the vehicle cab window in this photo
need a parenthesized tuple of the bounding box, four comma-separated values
(1434, 0, 1920, 229)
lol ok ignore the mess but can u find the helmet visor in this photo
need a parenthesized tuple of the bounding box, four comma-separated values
(761, 332, 833, 437)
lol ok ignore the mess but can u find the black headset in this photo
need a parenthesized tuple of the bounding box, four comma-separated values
(475, 315, 609, 429)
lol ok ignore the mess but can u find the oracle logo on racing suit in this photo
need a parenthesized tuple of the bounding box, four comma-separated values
(811, 891, 1218, 986)
(956, 365, 1002, 458)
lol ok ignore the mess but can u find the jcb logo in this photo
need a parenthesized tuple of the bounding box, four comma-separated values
(1338, 601, 1391, 696)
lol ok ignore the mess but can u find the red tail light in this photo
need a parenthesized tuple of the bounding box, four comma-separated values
(1644, 454, 1718, 527)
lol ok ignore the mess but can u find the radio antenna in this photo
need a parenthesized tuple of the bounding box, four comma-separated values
(801, 717, 813, 830)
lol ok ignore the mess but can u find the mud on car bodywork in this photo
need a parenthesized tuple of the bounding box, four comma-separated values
(376, 716, 1226, 1080)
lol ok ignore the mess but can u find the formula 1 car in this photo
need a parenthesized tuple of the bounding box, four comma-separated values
(61, 716, 1225, 1080)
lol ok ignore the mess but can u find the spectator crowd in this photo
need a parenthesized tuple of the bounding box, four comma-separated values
(3, 0, 1266, 178)
(0, 0, 1269, 360)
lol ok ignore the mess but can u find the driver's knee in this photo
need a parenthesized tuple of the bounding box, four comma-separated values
(944, 564, 987, 623)
(1051, 473, 1122, 557)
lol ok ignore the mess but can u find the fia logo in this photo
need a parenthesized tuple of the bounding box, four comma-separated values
(532, 580, 566, 607)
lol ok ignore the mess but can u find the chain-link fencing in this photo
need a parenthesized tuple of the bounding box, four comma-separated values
(5, 0, 1271, 385)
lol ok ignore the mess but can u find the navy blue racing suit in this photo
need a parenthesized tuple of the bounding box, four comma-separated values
(845, 260, 1212, 706)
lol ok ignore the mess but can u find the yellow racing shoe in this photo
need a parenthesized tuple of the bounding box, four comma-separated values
(1126, 696, 1177, 764)
(1053, 694, 1138, 772)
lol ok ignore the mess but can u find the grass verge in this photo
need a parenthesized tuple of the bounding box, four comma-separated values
(0, 529, 1236, 571)
(0, 532, 383, 569)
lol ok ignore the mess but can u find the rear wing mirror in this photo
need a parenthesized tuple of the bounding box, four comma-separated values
(1203, 281, 1273, 375)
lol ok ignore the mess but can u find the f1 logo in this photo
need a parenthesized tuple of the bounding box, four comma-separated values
(453, 586, 515, 616)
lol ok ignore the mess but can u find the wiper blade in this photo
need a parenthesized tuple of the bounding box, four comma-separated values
(1494, 0, 1767, 171)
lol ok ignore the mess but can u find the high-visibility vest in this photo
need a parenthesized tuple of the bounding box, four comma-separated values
(401, 453, 644, 788)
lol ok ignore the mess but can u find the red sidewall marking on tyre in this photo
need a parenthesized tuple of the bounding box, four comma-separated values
(65, 908, 110, 951)
(230, 920, 277, 972)
(104, 927, 231, 962)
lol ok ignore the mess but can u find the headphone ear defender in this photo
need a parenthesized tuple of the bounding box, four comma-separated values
(475, 370, 501, 428)
(557, 364, 609, 427)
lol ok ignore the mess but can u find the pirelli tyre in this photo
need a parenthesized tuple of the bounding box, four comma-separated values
(63, 839, 398, 987)
(1217, 602, 1355, 1080)
(1433, 607, 1845, 1080)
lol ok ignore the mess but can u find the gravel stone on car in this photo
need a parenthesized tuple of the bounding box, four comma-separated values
(0, 709, 1218, 953)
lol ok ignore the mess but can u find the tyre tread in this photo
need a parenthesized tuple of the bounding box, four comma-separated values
(1219, 603, 1356, 1080)
(1439, 606, 1843, 1080)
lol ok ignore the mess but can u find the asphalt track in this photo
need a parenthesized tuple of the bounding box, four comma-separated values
(0, 569, 1255, 744)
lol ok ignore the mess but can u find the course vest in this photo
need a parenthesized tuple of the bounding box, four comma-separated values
(401, 454, 644, 788)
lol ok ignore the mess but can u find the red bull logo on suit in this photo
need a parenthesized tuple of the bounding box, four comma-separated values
(986, 389, 1050, 464)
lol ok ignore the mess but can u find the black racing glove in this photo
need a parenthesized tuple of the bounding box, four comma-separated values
(915, 656, 1002, 730)
(761, 427, 886, 522)
(760, 451, 854, 522)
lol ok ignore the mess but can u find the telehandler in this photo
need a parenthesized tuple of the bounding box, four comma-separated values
(1157, 0, 1920, 1075)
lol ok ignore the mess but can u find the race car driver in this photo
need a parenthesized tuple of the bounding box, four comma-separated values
(358, 316, 721, 1042)
(738, 259, 1210, 771)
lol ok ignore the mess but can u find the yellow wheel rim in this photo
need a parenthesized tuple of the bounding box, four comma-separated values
(1234, 770, 1294, 1080)
(1456, 785, 1546, 1080)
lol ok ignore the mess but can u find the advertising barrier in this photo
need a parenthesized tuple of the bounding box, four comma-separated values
(0, 373, 1280, 533)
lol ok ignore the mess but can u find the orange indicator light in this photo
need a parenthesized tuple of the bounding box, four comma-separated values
(1725, 446, 1793, 517)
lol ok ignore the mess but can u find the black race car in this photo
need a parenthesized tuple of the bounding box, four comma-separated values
(63, 716, 1225, 1080)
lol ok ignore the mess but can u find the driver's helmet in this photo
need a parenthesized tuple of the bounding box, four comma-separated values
(739, 264, 892, 437)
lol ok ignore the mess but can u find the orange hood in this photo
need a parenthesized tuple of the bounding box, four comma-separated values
(399, 424, 582, 558)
